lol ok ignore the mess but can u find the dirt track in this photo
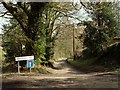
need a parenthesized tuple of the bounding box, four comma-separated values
(2, 59, 119, 89)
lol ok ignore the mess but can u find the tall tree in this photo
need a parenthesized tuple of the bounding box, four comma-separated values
(2, 2, 47, 56)
(81, 2, 118, 57)
(2, 19, 27, 64)
(1, 2, 79, 67)
(33, 2, 75, 66)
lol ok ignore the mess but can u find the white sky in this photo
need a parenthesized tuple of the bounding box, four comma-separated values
(0, 16, 10, 34)
(0, 1, 119, 34)
(0, 11, 88, 34)
(0, 6, 88, 34)
(0, 4, 9, 34)
(0, 17, 9, 34)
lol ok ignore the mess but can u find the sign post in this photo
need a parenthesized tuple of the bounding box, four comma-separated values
(30, 67, 31, 73)
(18, 61, 20, 73)
(15, 56, 34, 73)
(27, 59, 34, 73)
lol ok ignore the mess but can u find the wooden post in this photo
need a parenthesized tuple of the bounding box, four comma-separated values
(73, 24, 75, 60)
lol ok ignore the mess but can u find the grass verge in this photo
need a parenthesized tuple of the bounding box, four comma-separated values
(67, 58, 118, 72)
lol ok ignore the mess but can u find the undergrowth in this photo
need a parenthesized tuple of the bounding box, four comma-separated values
(67, 58, 119, 72)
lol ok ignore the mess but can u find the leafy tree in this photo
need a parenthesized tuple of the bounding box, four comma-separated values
(43, 3, 60, 65)
(1, 2, 54, 67)
(2, 19, 27, 64)
(1, 2, 79, 67)
(2, 2, 47, 56)
(81, 2, 118, 57)
(34, 2, 75, 66)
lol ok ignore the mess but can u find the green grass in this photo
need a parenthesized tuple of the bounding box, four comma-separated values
(67, 58, 115, 72)
(67, 43, 120, 72)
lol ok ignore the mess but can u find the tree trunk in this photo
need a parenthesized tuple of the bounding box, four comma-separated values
(24, 3, 46, 56)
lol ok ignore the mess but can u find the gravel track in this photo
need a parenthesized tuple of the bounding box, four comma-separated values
(2, 59, 119, 89)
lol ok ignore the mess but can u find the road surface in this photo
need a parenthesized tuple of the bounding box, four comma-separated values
(2, 58, 119, 89)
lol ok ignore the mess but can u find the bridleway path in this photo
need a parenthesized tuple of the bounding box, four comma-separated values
(2, 58, 118, 88)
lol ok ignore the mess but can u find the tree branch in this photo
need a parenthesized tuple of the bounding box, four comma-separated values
(2, 2, 28, 31)
(17, 2, 29, 16)
(0, 11, 9, 17)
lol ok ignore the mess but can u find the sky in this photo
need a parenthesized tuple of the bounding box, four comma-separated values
(0, 4, 9, 34)
(0, 17, 9, 34)
(0, 11, 89, 34)
(0, 1, 119, 34)
(0, 2, 88, 34)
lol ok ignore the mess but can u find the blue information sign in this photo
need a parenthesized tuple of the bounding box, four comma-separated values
(27, 60, 34, 68)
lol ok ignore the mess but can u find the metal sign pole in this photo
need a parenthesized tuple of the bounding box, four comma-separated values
(30, 67, 31, 73)
(18, 61, 20, 73)
(29, 61, 31, 73)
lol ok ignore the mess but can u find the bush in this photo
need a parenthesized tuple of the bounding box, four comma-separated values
(34, 65, 49, 74)
(67, 57, 117, 72)
(97, 43, 120, 66)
